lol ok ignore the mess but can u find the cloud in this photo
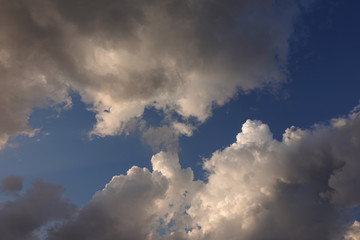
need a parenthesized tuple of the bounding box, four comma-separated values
(344, 221, 360, 240)
(0, 0, 71, 150)
(0, 179, 75, 240)
(142, 122, 194, 152)
(186, 119, 342, 240)
(1, 175, 23, 193)
(0, 0, 312, 150)
(47, 152, 203, 240)
(142, 125, 180, 152)
(45, 108, 360, 240)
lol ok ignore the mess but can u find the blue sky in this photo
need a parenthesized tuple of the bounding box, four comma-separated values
(0, 0, 360, 239)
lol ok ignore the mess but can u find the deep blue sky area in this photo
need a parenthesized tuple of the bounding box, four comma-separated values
(0, 0, 360, 207)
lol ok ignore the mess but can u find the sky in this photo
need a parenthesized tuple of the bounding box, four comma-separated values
(0, 0, 360, 239)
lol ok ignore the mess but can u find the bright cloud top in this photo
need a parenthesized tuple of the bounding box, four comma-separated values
(0, 0, 310, 150)
(2, 108, 359, 239)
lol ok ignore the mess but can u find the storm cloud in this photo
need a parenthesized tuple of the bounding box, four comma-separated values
(0, 0, 311, 149)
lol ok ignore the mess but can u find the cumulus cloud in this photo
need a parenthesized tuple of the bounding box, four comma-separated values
(0, 0, 312, 150)
(0, 179, 75, 240)
(44, 109, 360, 240)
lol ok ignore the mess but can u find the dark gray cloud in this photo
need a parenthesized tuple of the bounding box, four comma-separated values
(0, 179, 75, 240)
(0, 0, 312, 149)
(0, 0, 71, 150)
(1, 175, 23, 192)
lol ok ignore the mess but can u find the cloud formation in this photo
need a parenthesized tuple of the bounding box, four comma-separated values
(0, 0, 310, 149)
(44, 109, 360, 240)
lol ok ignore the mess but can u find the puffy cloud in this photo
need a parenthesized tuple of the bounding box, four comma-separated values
(0, 179, 75, 240)
(0, 0, 311, 149)
(47, 166, 168, 240)
(187, 120, 341, 240)
(47, 152, 203, 240)
(45, 109, 360, 240)
(1, 175, 23, 193)
(184, 110, 360, 240)
(327, 110, 360, 207)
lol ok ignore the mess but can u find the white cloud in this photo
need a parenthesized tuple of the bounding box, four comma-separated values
(172, 122, 194, 137)
(46, 109, 360, 240)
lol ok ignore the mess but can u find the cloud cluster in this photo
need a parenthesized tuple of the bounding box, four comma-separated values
(43, 109, 360, 240)
(0, 0, 310, 150)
